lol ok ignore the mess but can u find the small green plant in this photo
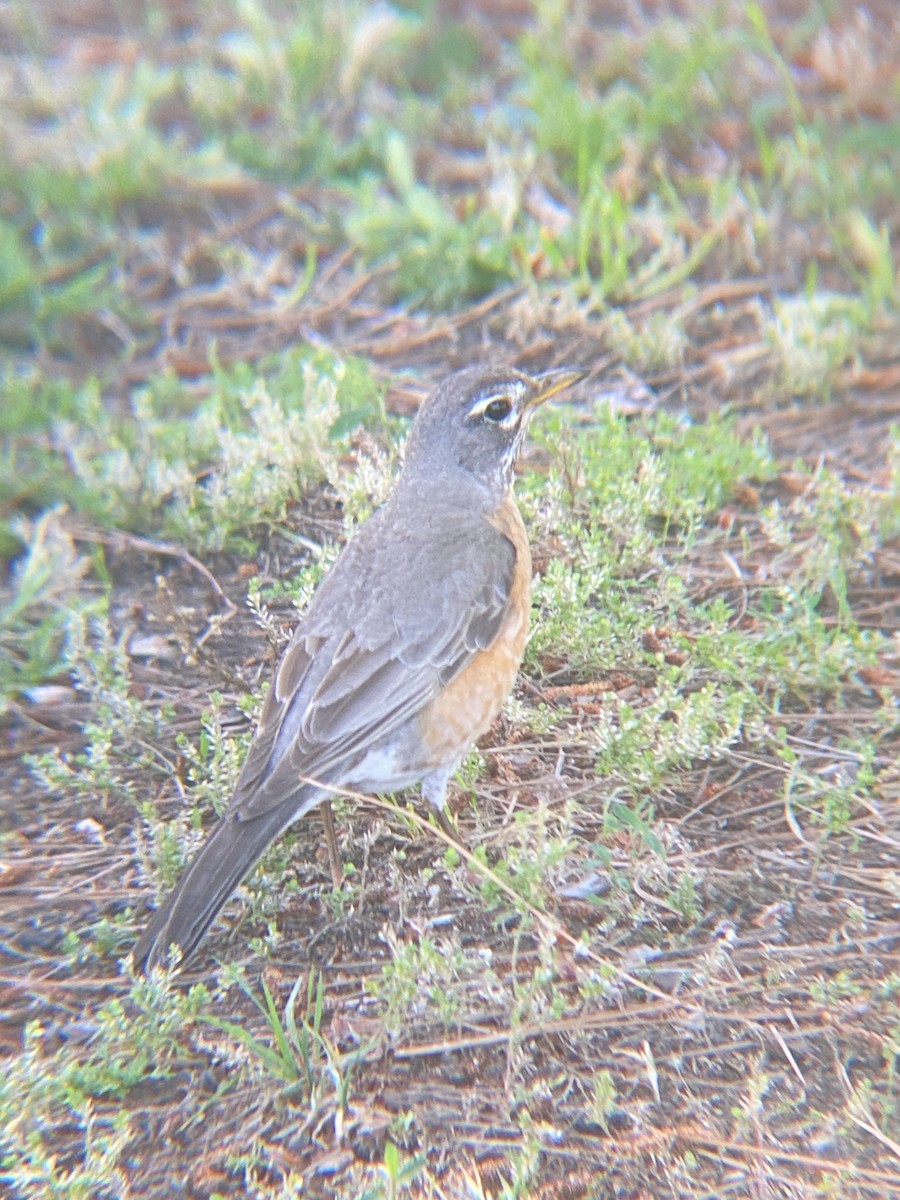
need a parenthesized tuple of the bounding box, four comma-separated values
(0, 509, 98, 709)
(587, 1069, 618, 1133)
(358, 1141, 428, 1200)
(4, 349, 384, 560)
(473, 799, 574, 919)
(0, 973, 210, 1199)
(367, 926, 496, 1037)
(496, 1117, 543, 1200)
(781, 736, 878, 837)
(809, 970, 863, 1007)
(134, 694, 255, 901)
(730, 1060, 771, 1132)
(27, 607, 170, 806)
(604, 306, 687, 371)
(764, 291, 865, 398)
(345, 132, 517, 309)
(594, 681, 748, 792)
(201, 970, 322, 1089)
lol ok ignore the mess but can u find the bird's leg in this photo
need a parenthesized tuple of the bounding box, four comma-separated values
(421, 762, 466, 848)
(432, 803, 465, 847)
(320, 799, 344, 889)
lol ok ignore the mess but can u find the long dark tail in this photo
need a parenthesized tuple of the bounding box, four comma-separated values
(132, 796, 315, 974)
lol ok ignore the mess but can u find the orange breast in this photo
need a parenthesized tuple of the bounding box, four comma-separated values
(419, 496, 532, 765)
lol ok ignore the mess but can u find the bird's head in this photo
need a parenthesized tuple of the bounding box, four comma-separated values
(403, 365, 585, 498)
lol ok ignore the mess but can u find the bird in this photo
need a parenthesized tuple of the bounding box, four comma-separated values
(132, 363, 584, 973)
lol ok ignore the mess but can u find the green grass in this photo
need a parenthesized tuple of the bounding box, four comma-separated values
(0, 511, 98, 709)
(0, 975, 212, 1200)
(2, 348, 384, 555)
(3, 0, 897, 356)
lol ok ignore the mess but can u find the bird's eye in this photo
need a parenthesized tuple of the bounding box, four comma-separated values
(483, 396, 512, 422)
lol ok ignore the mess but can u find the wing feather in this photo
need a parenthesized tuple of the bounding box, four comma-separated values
(228, 508, 518, 821)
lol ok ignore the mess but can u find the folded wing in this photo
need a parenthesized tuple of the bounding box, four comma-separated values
(229, 511, 517, 821)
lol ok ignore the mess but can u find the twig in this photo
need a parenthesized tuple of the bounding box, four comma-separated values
(68, 520, 236, 610)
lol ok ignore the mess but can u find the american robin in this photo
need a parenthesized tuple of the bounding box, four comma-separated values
(133, 363, 584, 973)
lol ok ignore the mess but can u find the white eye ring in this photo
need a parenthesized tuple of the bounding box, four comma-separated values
(471, 380, 526, 424)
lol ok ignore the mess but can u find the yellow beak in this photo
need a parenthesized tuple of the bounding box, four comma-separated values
(528, 367, 587, 408)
